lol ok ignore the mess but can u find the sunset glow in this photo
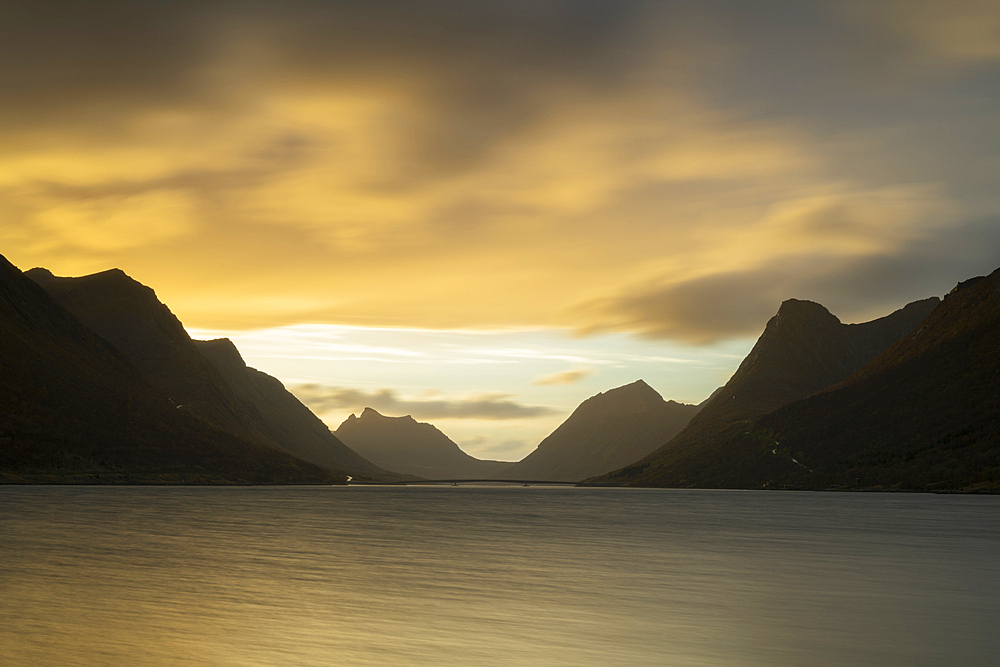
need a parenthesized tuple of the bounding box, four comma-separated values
(4, 0, 999, 456)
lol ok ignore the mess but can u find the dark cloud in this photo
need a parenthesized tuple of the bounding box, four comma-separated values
(581, 268, 793, 344)
(292, 384, 557, 420)
(0, 1, 646, 126)
(0, 1, 214, 127)
(583, 215, 1000, 343)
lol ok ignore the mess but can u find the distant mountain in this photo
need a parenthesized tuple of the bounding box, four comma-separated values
(592, 278, 1000, 491)
(0, 255, 336, 484)
(500, 380, 700, 482)
(27, 267, 387, 480)
(335, 408, 511, 479)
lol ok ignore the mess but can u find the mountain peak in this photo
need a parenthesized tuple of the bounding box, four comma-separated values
(579, 380, 665, 416)
(28, 267, 159, 306)
(193, 338, 247, 375)
(501, 381, 700, 482)
(675, 294, 939, 441)
(948, 275, 987, 295)
(24, 267, 55, 285)
(337, 407, 509, 479)
(624, 378, 653, 391)
(775, 298, 841, 325)
(359, 407, 416, 423)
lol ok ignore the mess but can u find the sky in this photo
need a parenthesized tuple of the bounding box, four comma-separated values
(3, 1, 999, 460)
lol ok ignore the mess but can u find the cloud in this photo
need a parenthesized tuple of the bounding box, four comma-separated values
(2, 0, 998, 343)
(533, 369, 593, 386)
(29, 190, 197, 252)
(291, 384, 557, 421)
(844, 0, 1000, 66)
(576, 213, 1000, 344)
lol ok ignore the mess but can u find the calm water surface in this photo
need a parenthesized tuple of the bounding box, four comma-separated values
(1, 486, 998, 666)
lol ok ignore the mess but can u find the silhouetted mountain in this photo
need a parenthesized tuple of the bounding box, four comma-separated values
(501, 380, 700, 482)
(336, 408, 511, 479)
(684, 297, 940, 435)
(28, 268, 387, 480)
(593, 276, 1000, 491)
(195, 338, 390, 479)
(1, 255, 337, 484)
(27, 267, 271, 443)
(589, 297, 938, 488)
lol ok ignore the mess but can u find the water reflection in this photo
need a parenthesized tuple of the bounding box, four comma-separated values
(1, 487, 998, 666)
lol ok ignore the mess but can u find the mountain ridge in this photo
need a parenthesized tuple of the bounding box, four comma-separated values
(500, 380, 701, 482)
(336, 407, 511, 479)
(607, 295, 942, 476)
(27, 267, 389, 479)
(590, 277, 998, 490)
(2, 255, 336, 484)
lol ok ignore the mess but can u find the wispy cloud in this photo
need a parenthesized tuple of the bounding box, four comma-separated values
(292, 384, 557, 421)
(533, 369, 593, 386)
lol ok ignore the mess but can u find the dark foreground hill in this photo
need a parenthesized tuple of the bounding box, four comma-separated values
(500, 380, 700, 482)
(0, 255, 337, 484)
(593, 271, 999, 491)
(336, 408, 511, 479)
(28, 268, 387, 480)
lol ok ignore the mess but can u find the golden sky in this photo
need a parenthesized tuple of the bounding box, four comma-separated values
(3, 1, 999, 458)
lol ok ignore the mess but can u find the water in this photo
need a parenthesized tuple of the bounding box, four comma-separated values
(1, 487, 998, 667)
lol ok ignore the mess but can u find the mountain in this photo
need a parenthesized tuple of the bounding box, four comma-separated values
(593, 297, 940, 485)
(27, 268, 271, 443)
(594, 274, 999, 491)
(679, 296, 940, 438)
(0, 254, 336, 484)
(27, 267, 387, 480)
(589, 296, 938, 488)
(500, 380, 700, 482)
(194, 338, 389, 479)
(335, 408, 512, 479)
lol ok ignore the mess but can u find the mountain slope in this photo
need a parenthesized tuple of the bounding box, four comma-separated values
(595, 272, 999, 490)
(335, 408, 511, 479)
(27, 268, 272, 443)
(28, 267, 385, 479)
(0, 255, 336, 484)
(195, 338, 388, 478)
(501, 380, 700, 482)
(589, 296, 938, 487)
(681, 296, 939, 437)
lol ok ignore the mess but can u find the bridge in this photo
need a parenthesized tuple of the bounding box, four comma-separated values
(349, 478, 579, 486)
